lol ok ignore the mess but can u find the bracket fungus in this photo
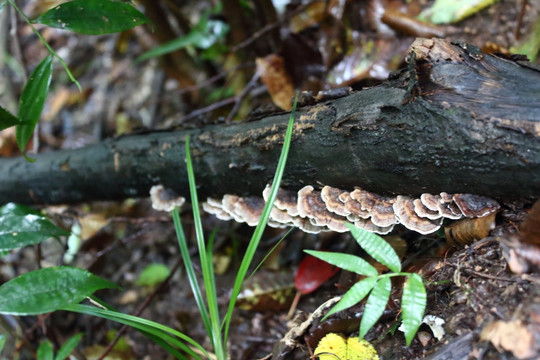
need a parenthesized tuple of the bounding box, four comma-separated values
(149, 185, 185, 212)
(200, 184, 500, 236)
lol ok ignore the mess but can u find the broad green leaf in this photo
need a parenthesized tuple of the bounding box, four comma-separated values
(402, 274, 427, 346)
(0, 203, 70, 252)
(304, 250, 378, 277)
(0, 202, 41, 216)
(0, 106, 19, 131)
(359, 276, 391, 339)
(37, 340, 54, 360)
(0, 334, 5, 356)
(347, 223, 401, 273)
(55, 333, 83, 360)
(136, 264, 170, 286)
(323, 277, 377, 320)
(418, 0, 498, 24)
(16, 55, 53, 152)
(34, 0, 151, 35)
(0, 266, 119, 315)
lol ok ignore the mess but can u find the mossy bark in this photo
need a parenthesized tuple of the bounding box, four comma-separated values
(1, 39, 539, 205)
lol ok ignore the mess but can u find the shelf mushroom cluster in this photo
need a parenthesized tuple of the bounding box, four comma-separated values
(202, 185, 500, 235)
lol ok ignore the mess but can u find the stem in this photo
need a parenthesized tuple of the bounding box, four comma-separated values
(7, 0, 81, 91)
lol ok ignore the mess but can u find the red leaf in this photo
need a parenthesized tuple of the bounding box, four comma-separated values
(295, 253, 340, 294)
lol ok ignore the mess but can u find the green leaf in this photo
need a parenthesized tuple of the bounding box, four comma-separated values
(0, 203, 70, 252)
(0, 266, 119, 315)
(136, 264, 170, 286)
(0, 106, 19, 131)
(304, 250, 378, 277)
(0, 334, 6, 356)
(34, 0, 151, 35)
(137, 16, 228, 62)
(359, 276, 391, 339)
(64, 303, 208, 359)
(54, 333, 83, 360)
(347, 223, 402, 273)
(37, 340, 54, 360)
(223, 94, 298, 346)
(16, 55, 53, 152)
(417, 0, 498, 24)
(402, 273, 427, 346)
(323, 277, 377, 320)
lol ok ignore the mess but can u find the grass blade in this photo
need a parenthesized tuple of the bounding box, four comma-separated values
(222, 95, 298, 344)
(172, 208, 212, 340)
(184, 135, 225, 357)
(63, 304, 207, 359)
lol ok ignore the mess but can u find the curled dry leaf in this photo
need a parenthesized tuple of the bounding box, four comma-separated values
(256, 54, 295, 110)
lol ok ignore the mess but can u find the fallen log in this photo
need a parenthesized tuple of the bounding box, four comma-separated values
(0, 38, 539, 205)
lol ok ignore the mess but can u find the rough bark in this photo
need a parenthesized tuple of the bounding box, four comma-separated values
(0, 38, 539, 205)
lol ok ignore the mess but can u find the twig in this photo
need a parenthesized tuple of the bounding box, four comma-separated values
(224, 72, 259, 124)
(230, 3, 311, 53)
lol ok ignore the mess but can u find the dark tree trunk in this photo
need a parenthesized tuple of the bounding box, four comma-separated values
(1, 38, 539, 205)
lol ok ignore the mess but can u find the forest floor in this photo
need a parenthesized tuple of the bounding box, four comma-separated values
(0, 0, 539, 359)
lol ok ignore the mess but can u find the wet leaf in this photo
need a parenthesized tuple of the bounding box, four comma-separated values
(359, 276, 391, 339)
(16, 55, 53, 152)
(314, 333, 379, 360)
(347, 224, 402, 273)
(0, 266, 119, 315)
(305, 250, 378, 277)
(136, 264, 170, 286)
(0, 106, 19, 131)
(34, 0, 151, 35)
(0, 203, 70, 252)
(401, 274, 426, 346)
(323, 277, 377, 320)
(295, 253, 340, 294)
(37, 340, 54, 360)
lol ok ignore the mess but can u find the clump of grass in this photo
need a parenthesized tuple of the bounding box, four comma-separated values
(171, 97, 298, 359)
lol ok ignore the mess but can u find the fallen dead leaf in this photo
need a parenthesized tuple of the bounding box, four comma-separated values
(480, 320, 535, 359)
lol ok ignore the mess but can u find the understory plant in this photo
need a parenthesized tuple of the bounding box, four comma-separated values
(0, 97, 297, 359)
(307, 224, 427, 346)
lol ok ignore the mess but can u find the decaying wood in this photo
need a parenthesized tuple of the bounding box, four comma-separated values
(0, 38, 538, 205)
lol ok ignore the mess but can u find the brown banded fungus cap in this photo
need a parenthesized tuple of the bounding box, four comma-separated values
(321, 186, 350, 216)
(393, 196, 443, 234)
(150, 185, 186, 212)
(438, 192, 463, 219)
(262, 185, 299, 216)
(354, 218, 394, 235)
(453, 193, 500, 217)
(420, 193, 441, 212)
(350, 188, 397, 227)
(339, 192, 370, 220)
(413, 199, 441, 220)
(226, 196, 265, 226)
(297, 186, 348, 232)
(202, 198, 234, 221)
